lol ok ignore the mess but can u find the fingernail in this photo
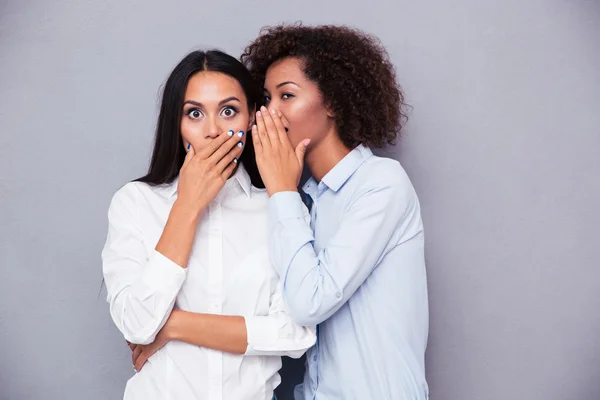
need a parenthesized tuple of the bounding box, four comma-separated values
(261, 106, 267, 112)
(237, 141, 243, 147)
(187, 143, 190, 150)
(228, 130, 234, 136)
(237, 130, 244, 137)
(252, 125, 257, 131)
(133, 365, 137, 373)
(233, 158, 238, 163)
(256, 111, 262, 117)
(270, 108, 276, 115)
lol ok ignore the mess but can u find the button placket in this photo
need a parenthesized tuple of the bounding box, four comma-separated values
(207, 201, 224, 400)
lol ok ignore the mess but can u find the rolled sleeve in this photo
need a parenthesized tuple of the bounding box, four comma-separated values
(102, 184, 187, 345)
(243, 280, 316, 358)
(244, 315, 316, 358)
(141, 250, 187, 292)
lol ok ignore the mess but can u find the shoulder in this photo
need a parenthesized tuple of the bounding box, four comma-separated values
(110, 181, 144, 207)
(108, 181, 161, 218)
(354, 155, 417, 202)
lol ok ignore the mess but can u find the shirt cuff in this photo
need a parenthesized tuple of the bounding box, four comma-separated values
(244, 315, 274, 355)
(243, 315, 315, 357)
(141, 250, 188, 292)
(269, 191, 306, 225)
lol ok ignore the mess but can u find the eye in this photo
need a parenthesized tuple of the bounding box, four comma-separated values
(186, 108, 202, 119)
(263, 95, 271, 105)
(220, 106, 238, 118)
(281, 93, 294, 100)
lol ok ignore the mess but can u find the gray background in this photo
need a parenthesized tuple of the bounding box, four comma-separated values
(1, 0, 599, 399)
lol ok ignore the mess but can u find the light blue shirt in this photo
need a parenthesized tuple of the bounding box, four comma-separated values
(269, 145, 429, 400)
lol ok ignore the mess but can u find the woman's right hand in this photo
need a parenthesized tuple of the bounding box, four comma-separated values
(176, 130, 245, 216)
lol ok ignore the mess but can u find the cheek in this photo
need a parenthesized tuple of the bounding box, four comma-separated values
(285, 101, 328, 143)
(180, 119, 204, 147)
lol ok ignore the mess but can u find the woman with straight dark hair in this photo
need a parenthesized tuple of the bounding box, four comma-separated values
(101, 49, 315, 400)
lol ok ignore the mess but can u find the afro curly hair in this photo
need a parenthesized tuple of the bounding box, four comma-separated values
(241, 23, 408, 148)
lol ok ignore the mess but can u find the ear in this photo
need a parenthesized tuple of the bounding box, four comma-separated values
(325, 101, 336, 118)
(248, 106, 257, 131)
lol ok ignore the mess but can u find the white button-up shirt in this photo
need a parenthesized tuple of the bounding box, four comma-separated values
(102, 165, 316, 400)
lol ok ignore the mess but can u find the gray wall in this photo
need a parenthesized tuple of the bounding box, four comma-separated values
(1, 0, 599, 399)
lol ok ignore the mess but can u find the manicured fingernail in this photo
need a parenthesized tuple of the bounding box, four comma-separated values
(252, 125, 257, 130)
(227, 130, 234, 136)
(256, 111, 262, 117)
(187, 143, 190, 150)
(237, 130, 244, 137)
(133, 365, 137, 372)
(233, 158, 238, 163)
(270, 108, 276, 115)
(261, 106, 267, 112)
(237, 141, 243, 147)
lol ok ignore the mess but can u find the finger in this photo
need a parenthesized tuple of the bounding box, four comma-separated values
(221, 158, 238, 179)
(216, 141, 244, 173)
(132, 345, 143, 367)
(261, 106, 282, 145)
(207, 130, 245, 165)
(197, 130, 235, 160)
(126, 341, 135, 352)
(182, 143, 195, 169)
(255, 109, 271, 147)
(269, 109, 290, 146)
(134, 349, 149, 372)
(295, 139, 311, 166)
(277, 110, 290, 129)
(250, 125, 262, 155)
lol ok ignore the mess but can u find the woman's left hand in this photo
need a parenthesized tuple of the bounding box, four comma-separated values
(128, 317, 174, 372)
(252, 106, 310, 196)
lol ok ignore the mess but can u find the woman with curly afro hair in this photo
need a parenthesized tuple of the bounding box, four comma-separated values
(242, 24, 429, 400)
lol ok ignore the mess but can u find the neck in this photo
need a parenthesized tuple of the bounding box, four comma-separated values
(305, 130, 352, 182)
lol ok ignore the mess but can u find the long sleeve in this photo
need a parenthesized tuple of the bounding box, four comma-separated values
(268, 178, 419, 326)
(244, 279, 317, 358)
(101, 185, 187, 344)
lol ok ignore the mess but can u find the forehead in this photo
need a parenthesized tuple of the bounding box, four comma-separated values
(264, 57, 307, 88)
(185, 71, 245, 100)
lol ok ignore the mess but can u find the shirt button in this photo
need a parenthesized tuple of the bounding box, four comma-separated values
(313, 355, 317, 361)
(336, 292, 342, 298)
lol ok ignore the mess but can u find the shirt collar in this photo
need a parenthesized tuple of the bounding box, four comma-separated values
(160, 163, 253, 199)
(303, 144, 372, 195)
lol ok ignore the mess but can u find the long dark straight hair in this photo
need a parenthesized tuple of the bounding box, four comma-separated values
(136, 49, 264, 188)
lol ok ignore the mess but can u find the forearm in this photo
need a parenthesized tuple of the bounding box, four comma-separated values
(166, 310, 248, 354)
(155, 199, 202, 268)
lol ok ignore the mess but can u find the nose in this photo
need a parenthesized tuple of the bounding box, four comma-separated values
(266, 101, 288, 130)
(205, 116, 220, 139)
(266, 98, 280, 114)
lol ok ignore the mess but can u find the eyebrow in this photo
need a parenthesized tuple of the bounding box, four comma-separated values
(276, 81, 300, 89)
(183, 97, 241, 108)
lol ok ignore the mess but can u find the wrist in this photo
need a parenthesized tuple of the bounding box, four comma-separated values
(172, 198, 205, 222)
(267, 185, 298, 197)
(165, 309, 184, 341)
